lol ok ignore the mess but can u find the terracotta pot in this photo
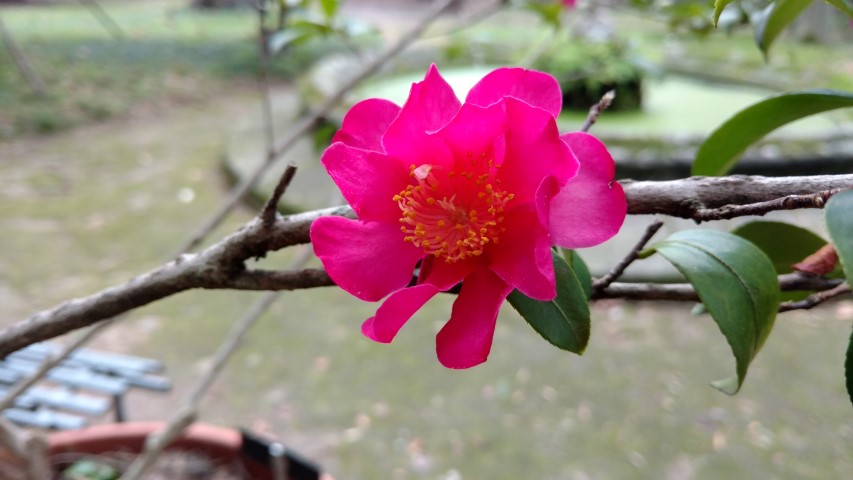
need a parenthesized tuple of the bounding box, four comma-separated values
(48, 421, 277, 479)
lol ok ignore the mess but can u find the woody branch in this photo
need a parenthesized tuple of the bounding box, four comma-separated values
(0, 174, 850, 358)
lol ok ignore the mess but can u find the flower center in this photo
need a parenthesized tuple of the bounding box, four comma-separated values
(394, 162, 513, 263)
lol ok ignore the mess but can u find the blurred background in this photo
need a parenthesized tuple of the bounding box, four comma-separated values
(1, 0, 852, 478)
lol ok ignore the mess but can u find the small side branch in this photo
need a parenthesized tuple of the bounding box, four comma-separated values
(693, 188, 847, 222)
(779, 283, 851, 312)
(592, 219, 663, 293)
(580, 90, 615, 133)
(593, 273, 846, 310)
(262, 164, 297, 228)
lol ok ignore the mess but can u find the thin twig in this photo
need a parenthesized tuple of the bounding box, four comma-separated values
(580, 90, 615, 133)
(0, 16, 46, 96)
(422, 0, 504, 38)
(256, 1, 276, 157)
(693, 188, 849, 222)
(520, 25, 557, 68)
(778, 283, 851, 312)
(78, 0, 124, 40)
(262, 164, 297, 228)
(120, 247, 313, 480)
(592, 220, 663, 293)
(176, 0, 460, 255)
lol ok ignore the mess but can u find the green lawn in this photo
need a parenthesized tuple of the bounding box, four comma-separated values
(0, 0, 353, 138)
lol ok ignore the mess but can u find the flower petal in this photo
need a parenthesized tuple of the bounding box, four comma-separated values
(320, 142, 409, 222)
(488, 204, 555, 301)
(498, 97, 578, 202)
(436, 269, 513, 369)
(362, 284, 440, 343)
(435, 102, 507, 163)
(465, 67, 563, 117)
(332, 98, 401, 152)
(311, 216, 422, 301)
(382, 65, 460, 167)
(549, 132, 627, 248)
(420, 256, 479, 291)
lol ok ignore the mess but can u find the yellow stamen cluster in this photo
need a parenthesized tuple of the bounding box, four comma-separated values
(394, 162, 513, 263)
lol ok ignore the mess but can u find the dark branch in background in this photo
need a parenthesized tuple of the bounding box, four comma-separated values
(176, 0, 461, 255)
(592, 220, 663, 293)
(594, 273, 846, 305)
(778, 283, 852, 312)
(1, 174, 852, 358)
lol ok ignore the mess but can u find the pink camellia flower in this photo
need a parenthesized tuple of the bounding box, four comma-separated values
(310, 65, 626, 369)
(563, 0, 577, 8)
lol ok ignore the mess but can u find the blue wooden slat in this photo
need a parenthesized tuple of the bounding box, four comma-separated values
(0, 367, 21, 384)
(20, 386, 110, 415)
(47, 367, 128, 395)
(70, 349, 163, 374)
(3, 408, 87, 430)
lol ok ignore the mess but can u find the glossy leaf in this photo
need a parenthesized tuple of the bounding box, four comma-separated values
(754, 0, 813, 57)
(732, 221, 827, 274)
(648, 230, 780, 394)
(562, 249, 592, 299)
(818, 191, 853, 408)
(508, 250, 590, 354)
(826, 0, 853, 18)
(693, 90, 853, 176)
(713, 0, 736, 25)
(826, 189, 853, 284)
(847, 324, 853, 407)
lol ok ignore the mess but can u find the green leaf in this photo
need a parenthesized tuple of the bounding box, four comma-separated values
(826, 189, 853, 284)
(732, 221, 827, 274)
(847, 324, 853, 407)
(648, 230, 780, 394)
(561, 249, 592, 299)
(733, 221, 832, 302)
(754, 0, 813, 57)
(526, 2, 564, 28)
(318, 0, 340, 19)
(692, 89, 853, 176)
(62, 460, 120, 480)
(267, 29, 311, 55)
(826, 0, 853, 18)
(508, 250, 590, 354)
(713, 0, 736, 26)
(825, 191, 853, 407)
